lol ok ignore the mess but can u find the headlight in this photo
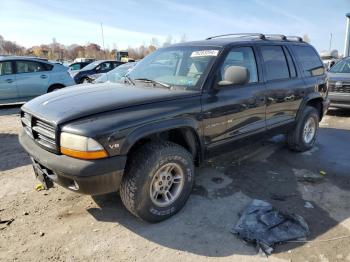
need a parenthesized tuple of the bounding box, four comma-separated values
(60, 132, 108, 159)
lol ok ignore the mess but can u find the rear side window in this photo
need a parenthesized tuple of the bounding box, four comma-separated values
(260, 46, 289, 81)
(293, 46, 325, 76)
(16, 60, 52, 73)
(0, 61, 13, 75)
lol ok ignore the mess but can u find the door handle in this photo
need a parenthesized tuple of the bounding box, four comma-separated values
(40, 75, 48, 79)
(5, 79, 14, 83)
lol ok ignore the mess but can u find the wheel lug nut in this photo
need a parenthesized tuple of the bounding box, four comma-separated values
(160, 187, 163, 190)
(159, 181, 162, 185)
(168, 181, 171, 185)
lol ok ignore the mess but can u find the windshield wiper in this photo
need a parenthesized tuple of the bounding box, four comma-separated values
(124, 74, 135, 85)
(134, 78, 171, 89)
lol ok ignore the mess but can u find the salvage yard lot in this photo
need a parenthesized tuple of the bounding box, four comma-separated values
(1, 106, 350, 262)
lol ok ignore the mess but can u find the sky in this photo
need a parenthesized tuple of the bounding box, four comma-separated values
(0, 0, 349, 53)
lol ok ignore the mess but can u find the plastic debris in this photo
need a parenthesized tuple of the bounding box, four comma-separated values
(320, 171, 327, 176)
(232, 199, 309, 255)
(304, 202, 314, 209)
(35, 183, 45, 191)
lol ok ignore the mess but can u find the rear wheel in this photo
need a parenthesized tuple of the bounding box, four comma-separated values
(287, 106, 319, 152)
(120, 141, 194, 222)
(48, 84, 64, 92)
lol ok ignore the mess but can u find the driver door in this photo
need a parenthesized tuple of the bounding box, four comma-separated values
(202, 46, 267, 150)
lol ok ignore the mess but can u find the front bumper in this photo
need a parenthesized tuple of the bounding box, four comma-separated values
(328, 92, 350, 109)
(19, 130, 127, 195)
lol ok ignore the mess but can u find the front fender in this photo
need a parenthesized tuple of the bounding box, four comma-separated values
(120, 118, 200, 155)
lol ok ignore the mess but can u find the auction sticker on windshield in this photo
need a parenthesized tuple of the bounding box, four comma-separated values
(191, 50, 219, 57)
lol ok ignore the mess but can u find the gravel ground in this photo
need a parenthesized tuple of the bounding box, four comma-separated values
(1, 105, 350, 262)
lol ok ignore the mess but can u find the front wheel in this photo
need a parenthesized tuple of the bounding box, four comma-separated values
(287, 106, 319, 152)
(120, 141, 194, 222)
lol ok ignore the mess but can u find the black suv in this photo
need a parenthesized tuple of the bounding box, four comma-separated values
(19, 34, 329, 222)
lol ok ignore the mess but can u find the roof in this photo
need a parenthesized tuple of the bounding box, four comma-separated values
(0, 55, 48, 62)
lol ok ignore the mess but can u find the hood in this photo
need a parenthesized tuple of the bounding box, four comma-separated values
(22, 83, 198, 125)
(327, 72, 350, 82)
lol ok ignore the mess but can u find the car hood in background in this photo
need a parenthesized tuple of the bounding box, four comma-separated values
(327, 72, 350, 82)
(22, 83, 198, 125)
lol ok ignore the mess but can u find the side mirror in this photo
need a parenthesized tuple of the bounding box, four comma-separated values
(95, 66, 101, 71)
(218, 66, 250, 86)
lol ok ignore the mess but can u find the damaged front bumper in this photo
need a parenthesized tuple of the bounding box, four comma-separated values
(19, 130, 126, 195)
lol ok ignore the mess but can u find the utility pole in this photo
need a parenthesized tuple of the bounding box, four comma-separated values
(329, 33, 333, 51)
(100, 22, 106, 58)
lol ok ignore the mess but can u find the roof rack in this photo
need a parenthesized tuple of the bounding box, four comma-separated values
(265, 34, 287, 40)
(205, 33, 303, 42)
(206, 33, 265, 40)
(286, 36, 303, 42)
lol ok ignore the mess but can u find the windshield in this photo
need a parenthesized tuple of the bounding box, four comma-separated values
(81, 61, 100, 70)
(95, 63, 136, 83)
(329, 58, 350, 73)
(127, 46, 221, 90)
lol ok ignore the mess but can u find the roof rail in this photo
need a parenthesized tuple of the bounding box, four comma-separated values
(286, 36, 303, 42)
(206, 33, 265, 40)
(265, 34, 287, 40)
(206, 33, 304, 42)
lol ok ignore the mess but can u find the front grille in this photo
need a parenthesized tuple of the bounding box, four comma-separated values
(329, 82, 350, 93)
(21, 112, 58, 153)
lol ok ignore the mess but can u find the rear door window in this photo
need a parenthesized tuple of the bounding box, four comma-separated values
(260, 46, 289, 81)
(16, 60, 51, 73)
(0, 61, 13, 75)
(284, 47, 297, 78)
(293, 45, 325, 76)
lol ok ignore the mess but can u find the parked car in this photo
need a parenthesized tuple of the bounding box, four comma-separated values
(0, 56, 75, 105)
(327, 56, 350, 109)
(68, 61, 92, 71)
(94, 62, 137, 83)
(71, 60, 124, 84)
(19, 33, 329, 222)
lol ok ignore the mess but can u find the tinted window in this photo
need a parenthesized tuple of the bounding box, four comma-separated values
(0, 61, 13, 75)
(16, 61, 51, 73)
(284, 47, 297, 78)
(261, 46, 289, 81)
(101, 62, 112, 70)
(220, 47, 258, 83)
(293, 46, 325, 76)
(70, 63, 81, 70)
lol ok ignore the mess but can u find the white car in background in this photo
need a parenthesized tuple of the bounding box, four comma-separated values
(0, 56, 75, 105)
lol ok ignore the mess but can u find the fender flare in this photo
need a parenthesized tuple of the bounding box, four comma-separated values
(296, 93, 324, 121)
(120, 118, 202, 155)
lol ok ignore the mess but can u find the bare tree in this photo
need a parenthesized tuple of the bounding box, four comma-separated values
(180, 34, 187, 43)
(163, 35, 173, 47)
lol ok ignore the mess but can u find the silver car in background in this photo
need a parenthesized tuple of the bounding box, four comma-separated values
(0, 56, 75, 105)
(327, 57, 350, 109)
